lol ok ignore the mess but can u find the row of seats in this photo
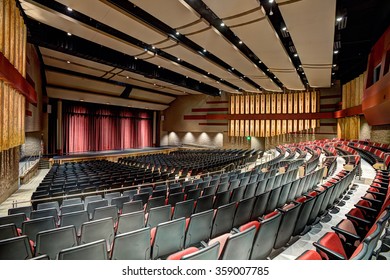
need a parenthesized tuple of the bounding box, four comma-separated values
(0, 161, 326, 260)
(298, 170, 390, 260)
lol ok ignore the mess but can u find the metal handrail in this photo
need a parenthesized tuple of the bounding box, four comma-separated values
(19, 149, 42, 176)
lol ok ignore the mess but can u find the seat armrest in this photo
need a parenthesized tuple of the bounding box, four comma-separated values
(354, 204, 378, 214)
(331, 226, 361, 242)
(345, 213, 372, 226)
(313, 242, 346, 260)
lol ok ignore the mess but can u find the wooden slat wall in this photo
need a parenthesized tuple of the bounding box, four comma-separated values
(228, 91, 319, 137)
(0, 0, 27, 152)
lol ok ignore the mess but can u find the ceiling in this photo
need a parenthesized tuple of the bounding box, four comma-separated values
(17, 0, 390, 110)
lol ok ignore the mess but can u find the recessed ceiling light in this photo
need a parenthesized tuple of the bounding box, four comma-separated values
(333, 64, 337, 67)
(207, 72, 210, 75)
(152, 46, 155, 49)
(220, 22, 225, 27)
(203, 49, 207, 53)
(66, 60, 70, 64)
(134, 57, 138, 60)
(266, 68, 269, 71)
(294, 53, 298, 57)
(336, 17, 343, 22)
(238, 40, 243, 44)
(67, 7, 72, 11)
(332, 72, 335, 75)
(269, 0, 274, 3)
(334, 50, 339, 54)
(126, 76, 129, 79)
(186, 76, 188, 78)
(158, 65, 161, 68)
(177, 58, 181, 61)
(67, 32, 72, 36)
(80, 99, 84, 102)
(106, 102, 110, 105)
(231, 68, 235, 71)
(176, 31, 180, 35)
(282, 27, 287, 31)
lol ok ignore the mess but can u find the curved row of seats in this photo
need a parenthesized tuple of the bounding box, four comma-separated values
(298, 169, 390, 260)
(0, 160, 320, 260)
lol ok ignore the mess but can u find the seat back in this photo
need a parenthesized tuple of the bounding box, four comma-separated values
(276, 182, 292, 208)
(255, 179, 268, 195)
(213, 190, 230, 209)
(250, 211, 282, 260)
(111, 228, 151, 260)
(122, 189, 137, 200)
(230, 186, 246, 203)
(265, 176, 276, 192)
(145, 196, 166, 213)
(265, 185, 282, 214)
(62, 198, 82, 207)
(61, 210, 89, 236)
(122, 200, 143, 214)
(31, 208, 58, 224)
(37, 201, 60, 214)
(228, 179, 240, 190)
(84, 195, 102, 208)
(172, 200, 194, 220)
(111, 196, 130, 211)
(181, 241, 220, 260)
(80, 217, 115, 251)
(185, 209, 214, 248)
(307, 190, 326, 225)
(146, 205, 171, 228)
(93, 205, 118, 223)
(203, 186, 217, 196)
(167, 192, 185, 206)
(186, 189, 201, 201)
(287, 179, 300, 201)
(274, 202, 302, 249)
(293, 195, 316, 236)
(0, 235, 33, 260)
(0, 223, 18, 240)
(216, 182, 229, 193)
(8, 206, 33, 219)
(194, 194, 213, 213)
(250, 191, 271, 220)
(22, 216, 56, 243)
(243, 182, 257, 199)
(60, 203, 84, 215)
(210, 202, 236, 239)
(58, 239, 108, 260)
(233, 197, 256, 228)
(116, 211, 145, 235)
(104, 192, 121, 204)
(152, 217, 186, 259)
(35, 225, 78, 259)
(86, 199, 109, 219)
(220, 226, 256, 260)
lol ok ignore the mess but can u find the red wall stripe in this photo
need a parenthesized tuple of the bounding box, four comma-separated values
(198, 123, 228, 126)
(192, 108, 228, 112)
(206, 101, 229, 104)
(0, 53, 37, 104)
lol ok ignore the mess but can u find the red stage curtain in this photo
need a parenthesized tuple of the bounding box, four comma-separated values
(62, 102, 153, 153)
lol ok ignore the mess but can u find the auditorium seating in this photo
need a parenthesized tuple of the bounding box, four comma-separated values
(3, 140, 389, 260)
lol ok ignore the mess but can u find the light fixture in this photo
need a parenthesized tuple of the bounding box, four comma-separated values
(134, 57, 138, 60)
(220, 22, 225, 27)
(334, 50, 339, 54)
(158, 65, 161, 68)
(332, 72, 335, 75)
(203, 49, 207, 53)
(207, 72, 210, 75)
(67, 7, 72, 11)
(269, 8, 273, 16)
(294, 53, 298, 57)
(269, 0, 274, 3)
(282, 27, 287, 31)
(67, 32, 72, 36)
(80, 99, 84, 102)
(66, 60, 70, 64)
(176, 31, 180, 35)
(333, 64, 337, 67)
(126, 76, 129, 79)
(231, 67, 235, 71)
(336, 17, 343, 22)
(152, 46, 155, 49)
(239, 40, 243, 44)
(177, 58, 181, 61)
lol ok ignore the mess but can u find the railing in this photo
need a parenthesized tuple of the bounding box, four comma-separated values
(19, 149, 42, 177)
